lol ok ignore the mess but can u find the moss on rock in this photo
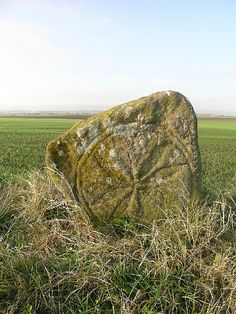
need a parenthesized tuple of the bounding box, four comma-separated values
(45, 91, 202, 221)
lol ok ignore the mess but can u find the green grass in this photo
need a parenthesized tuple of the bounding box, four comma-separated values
(198, 118, 236, 130)
(0, 118, 78, 182)
(1, 117, 236, 196)
(0, 172, 236, 313)
(198, 118, 236, 196)
(0, 117, 236, 313)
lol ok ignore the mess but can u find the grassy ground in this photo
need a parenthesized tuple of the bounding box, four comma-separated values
(198, 119, 236, 197)
(0, 172, 236, 313)
(0, 117, 236, 313)
(0, 118, 77, 182)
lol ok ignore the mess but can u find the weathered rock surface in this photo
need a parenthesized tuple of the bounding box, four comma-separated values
(46, 91, 201, 220)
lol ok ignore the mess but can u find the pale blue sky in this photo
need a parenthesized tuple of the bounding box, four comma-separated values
(0, 0, 236, 113)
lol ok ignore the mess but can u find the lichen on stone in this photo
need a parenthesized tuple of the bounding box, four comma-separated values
(45, 91, 202, 221)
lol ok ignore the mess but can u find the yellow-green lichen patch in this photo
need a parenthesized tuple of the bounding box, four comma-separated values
(46, 91, 202, 221)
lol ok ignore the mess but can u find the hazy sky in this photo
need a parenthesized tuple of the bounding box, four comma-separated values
(0, 0, 236, 113)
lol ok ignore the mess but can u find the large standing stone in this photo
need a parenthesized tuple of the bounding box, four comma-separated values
(46, 91, 201, 220)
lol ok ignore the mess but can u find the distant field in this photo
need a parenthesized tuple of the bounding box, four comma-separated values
(0, 118, 78, 182)
(198, 118, 236, 196)
(0, 117, 236, 196)
(198, 118, 236, 131)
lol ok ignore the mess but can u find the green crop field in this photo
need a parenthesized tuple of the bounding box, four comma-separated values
(0, 118, 78, 182)
(0, 117, 236, 196)
(198, 118, 236, 196)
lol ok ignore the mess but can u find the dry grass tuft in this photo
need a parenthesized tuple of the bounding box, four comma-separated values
(0, 172, 236, 313)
